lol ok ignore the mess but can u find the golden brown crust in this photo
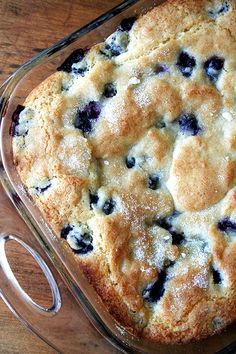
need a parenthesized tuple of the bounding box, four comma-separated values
(13, 0, 236, 344)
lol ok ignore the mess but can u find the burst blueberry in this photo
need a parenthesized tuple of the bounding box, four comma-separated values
(103, 43, 122, 57)
(103, 29, 129, 58)
(118, 17, 137, 32)
(208, 1, 230, 18)
(212, 267, 222, 284)
(103, 199, 115, 215)
(61, 225, 73, 239)
(176, 51, 196, 78)
(90, 193, 99, 209)
(103, 83, 117, 98)
(74, 101, 101, 134)
(154, 63, 169, 75)
(169, 229, 185, 245)
(11, 105, 26, 137)
(148, 174, 159, 190)
(71, 65, 88, 77)
(217, 217, 236, 234)
(61, 224, 93, 255)
(35, 181, 51, 194)
(204, 56, 225, 83)
(143, 270, 167, 303)
(155, 213, 184, 246)
(57, 48, 86, 73)
(125, 156, 135, 169)
(178, 113, 202, 136)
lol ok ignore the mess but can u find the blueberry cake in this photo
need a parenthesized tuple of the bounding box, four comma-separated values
(12, 0, 236, 344)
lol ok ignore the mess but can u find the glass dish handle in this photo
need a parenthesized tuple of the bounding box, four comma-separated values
(0, 234, 61, 317)
(0, 235, 61, 334)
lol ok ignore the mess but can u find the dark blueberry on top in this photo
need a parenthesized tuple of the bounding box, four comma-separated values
(217, 1, 230, 15)
(204, 56, 225, 83)
(103, 43, 122, 57)
(142, 270, 167, 303)
(208, 1, 230, 18)
(104, 37, 128, 57)
(103, 199, 115, 215)
(212, 267, 222, 284)
(148, 174, 159, 190)
(60, 224, 93, 255)
(61, 224, 73, 239)
(103, 83, 117, 98)
(86, 101, 101, 120)
(156, 218, 170, 230)
(74, 101, 101, 134)
(71, 65, 88, 77)
(176, 51, 196, 78)
(178, 113, 202, 136)
(11, 105, 25, 137)
(90, 193, 99, 209)
(118, 17, 137, 32)
(169, 230, 185, 245)
(217, 217, 236, 234)
(156, 219, 184, 246)
(35, 181, 52, 194)
(103, 30, 129, 58)
(57, 48, 86, 73)
(154, 63, 169, 75)
(74, 111, 92, 133)
(125, 156, 135, 169)
(155, 213, 184, 246)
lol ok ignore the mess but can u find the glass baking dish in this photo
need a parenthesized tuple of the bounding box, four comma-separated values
(0, 0, 236, 352)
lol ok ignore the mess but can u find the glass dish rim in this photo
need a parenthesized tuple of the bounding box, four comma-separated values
(0, 0, 236, 353)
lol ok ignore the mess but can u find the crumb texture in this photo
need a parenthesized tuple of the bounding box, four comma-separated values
(13, 0, 236, 344)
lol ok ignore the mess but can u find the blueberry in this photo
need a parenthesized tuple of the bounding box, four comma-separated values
(154, 63, 169, 75)
(71, 65, 88, 77)
(176, 51, 196, 78)
(86, 101, 101, 120)
(11, 105, 26, 137)
(125, 156, 135, 169)
(178, 113, 202, 136)
(169, 229, 185, 245)
(217, 217, 236, 234)
(74, 101, 101, 134)
(57, 48, 86, 73)
(103, 199, 115, 215)
(216, 1, 230, 15)
(118, 17, 137, 32)
(155, 213, 184, 246)
(212, 267, 222, 284)
(143, 270, 167, 303)
(103, 83, 117, 98)
(155, 218, 170, 230)
(208, 1, 230, 18)
(74, 112, 92, 133)
(90, 193, 99, 209)
(60, 224, 93, 255)
(103, 43, 122, 57)
(148, 174, 159, 190)
(35, 180, 51, 194)
(103, 31, 129, 58)
(61, 225, 73, 239)
(204, 56, 225, 83)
